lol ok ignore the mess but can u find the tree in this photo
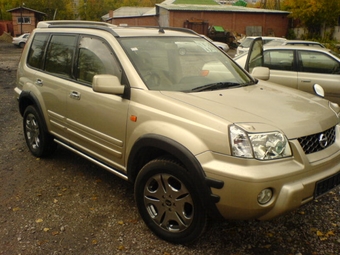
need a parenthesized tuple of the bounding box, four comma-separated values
(282, 0, 340, 39)
(78, 0, 122, 21)
(2, 0, 75, 20)
(248, 0, 281, 10)
(1, 0, 163, 21)
(1, 0, 21, 20)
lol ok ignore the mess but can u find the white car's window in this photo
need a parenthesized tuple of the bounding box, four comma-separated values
(119, 37, 253, 92)
(263, 50, 294, 71)
(298, 50, 340, 74)
(289, 42, 324, 48)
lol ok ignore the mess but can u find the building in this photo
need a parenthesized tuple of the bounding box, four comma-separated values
(7, 6, 46, 36)
(106, 7, 157, 27)
(107, 1, 289, 40)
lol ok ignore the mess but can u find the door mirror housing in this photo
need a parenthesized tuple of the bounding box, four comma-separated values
(251, 67, 270, 80)
(92, 74, 125, 95)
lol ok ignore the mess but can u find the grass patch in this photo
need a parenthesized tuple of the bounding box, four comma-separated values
(173, 0, 219, 5)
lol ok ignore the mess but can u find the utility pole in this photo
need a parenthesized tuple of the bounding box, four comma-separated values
(20, 2, 25, 35)
(20, 3, 23, 34)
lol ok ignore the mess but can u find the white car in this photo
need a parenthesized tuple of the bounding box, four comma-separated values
(12, 33, 30, 48)
(266, 39, 326, 49)
(200, 34, 229, 52)
(235, 42, 340, 104)
(236, 36, 283, 56)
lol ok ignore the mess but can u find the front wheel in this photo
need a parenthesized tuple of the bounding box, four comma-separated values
(23, 105, 57, 157)
(135, 157, 208, 244)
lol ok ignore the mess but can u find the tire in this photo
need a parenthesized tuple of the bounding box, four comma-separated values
(19, 42, 25, 48)
(135, 157, 208, 244)
(23, 105, 57, 157)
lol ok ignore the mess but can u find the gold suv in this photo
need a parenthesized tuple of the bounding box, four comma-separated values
(15, 21, 340, 244)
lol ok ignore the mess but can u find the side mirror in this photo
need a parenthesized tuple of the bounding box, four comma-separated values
(251, 67, 270, 80)
(92, 74, 125, 95)
(313, 84, 324, 98)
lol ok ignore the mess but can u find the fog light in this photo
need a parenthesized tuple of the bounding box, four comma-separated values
(257, 188, 273, 205)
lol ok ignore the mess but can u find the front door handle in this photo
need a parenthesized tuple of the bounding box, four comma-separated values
(69, 91, 81, 100)
(36, 79, 43, 86)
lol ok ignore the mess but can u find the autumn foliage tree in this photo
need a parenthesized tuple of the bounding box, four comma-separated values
(1, 0, 163, 21)
(282, 0, 340, 39)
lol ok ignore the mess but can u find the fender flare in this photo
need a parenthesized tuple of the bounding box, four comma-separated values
(18, 91, 49, 133)
(127, 134, 224, 218)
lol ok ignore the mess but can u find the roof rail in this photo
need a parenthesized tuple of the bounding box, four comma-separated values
(37, 20, 117, 28)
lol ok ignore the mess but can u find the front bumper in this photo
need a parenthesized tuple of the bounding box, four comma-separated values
(198, 136, 340, 221)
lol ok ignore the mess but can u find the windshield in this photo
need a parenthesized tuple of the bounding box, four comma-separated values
(119, 36, 254, 92)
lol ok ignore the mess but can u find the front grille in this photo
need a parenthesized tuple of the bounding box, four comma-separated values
(297, 126, 336, 155)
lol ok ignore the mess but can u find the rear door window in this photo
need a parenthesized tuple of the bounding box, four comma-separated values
(45, 35, 77, 78)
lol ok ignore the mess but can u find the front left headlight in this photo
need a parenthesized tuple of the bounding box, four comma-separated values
(229, 125, 292, 160)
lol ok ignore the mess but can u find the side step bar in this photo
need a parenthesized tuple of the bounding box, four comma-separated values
(54, 139, 129, 181)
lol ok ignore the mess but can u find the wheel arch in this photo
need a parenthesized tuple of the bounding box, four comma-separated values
(127, 134, 224, 218)
(19, 91, 49, 133)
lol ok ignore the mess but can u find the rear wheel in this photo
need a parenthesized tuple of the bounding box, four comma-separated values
(23, 105, 57, 157)
(135, 157, 207, 243)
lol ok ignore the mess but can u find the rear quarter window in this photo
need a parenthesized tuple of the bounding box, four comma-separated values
(27, 33, 49, 69)
(298, 50, 338, 74)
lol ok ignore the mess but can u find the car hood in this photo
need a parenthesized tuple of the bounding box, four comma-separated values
(161, 82, 338, 139)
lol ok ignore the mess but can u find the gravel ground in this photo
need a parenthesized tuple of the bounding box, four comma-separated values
(0, 41, 340, 255)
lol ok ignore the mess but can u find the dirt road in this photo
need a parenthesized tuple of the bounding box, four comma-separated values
(0, 41, 339, 255)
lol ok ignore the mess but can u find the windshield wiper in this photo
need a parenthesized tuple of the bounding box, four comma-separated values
(191, 82, 242, 92)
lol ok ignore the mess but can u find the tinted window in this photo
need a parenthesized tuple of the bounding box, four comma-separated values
(298, 50, 339, 74)
(76, 36, 121, 84)
(45, 35, 77, 78)
(263, 50, 294, 71)
(27, 33, 49, 69)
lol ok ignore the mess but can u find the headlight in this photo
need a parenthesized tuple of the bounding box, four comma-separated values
(229, 125, 292, 160)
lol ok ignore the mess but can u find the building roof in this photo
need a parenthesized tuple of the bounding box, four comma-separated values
(157, 2, 289, 14)
(104, 1, 289, 21)
(112, 7, 156, 18)
(7, 6, 46, 16)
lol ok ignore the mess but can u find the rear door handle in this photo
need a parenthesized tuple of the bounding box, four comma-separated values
(70, 91, 81, 100)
